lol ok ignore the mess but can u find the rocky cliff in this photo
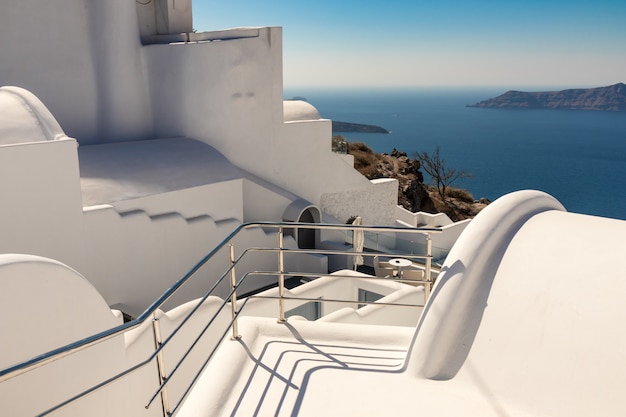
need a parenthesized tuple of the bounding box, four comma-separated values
(468, 83, 626, 111)
(346, 141, 488, 221)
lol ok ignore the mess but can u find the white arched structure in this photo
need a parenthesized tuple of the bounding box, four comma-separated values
(282, 199, 322, 249)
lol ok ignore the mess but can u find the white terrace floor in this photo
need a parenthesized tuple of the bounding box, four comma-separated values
(178, 317, 540, 417)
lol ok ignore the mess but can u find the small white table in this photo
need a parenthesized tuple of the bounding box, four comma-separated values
(389, 258, 412, 278)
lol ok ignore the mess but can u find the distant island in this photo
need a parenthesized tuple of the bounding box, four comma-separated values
(287, 96, 390, 133)
(332, 121, 389, 134)
(468, 83, 626, 112)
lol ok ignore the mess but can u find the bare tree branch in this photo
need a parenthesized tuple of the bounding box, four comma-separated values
(414, 145, 472, 201)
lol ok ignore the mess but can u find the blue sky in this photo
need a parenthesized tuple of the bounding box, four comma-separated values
(193, 1, 626, 88)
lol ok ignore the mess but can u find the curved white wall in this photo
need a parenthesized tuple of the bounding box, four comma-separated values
(403, 190, 626, 417)
(409, 190, 566, 378)
(0, 254, 127, 417)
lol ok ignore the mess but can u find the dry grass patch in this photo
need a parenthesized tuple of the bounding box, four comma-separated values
(446, 187, 475, 203)
(348, 141, 379, 178)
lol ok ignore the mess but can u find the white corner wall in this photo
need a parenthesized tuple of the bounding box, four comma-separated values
(143, 28, 282, 152)
(0, 139, 86, 273)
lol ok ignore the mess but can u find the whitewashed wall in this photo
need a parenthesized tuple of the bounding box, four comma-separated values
(396, 205, 454, 227)
(0, 0, 153, 143)
(241, 172, 301, 222)
(0, 139, 86, 273)
(0, 255, 129, 417)
(320, 178, 399, 225)
(82, 204, 329, 317)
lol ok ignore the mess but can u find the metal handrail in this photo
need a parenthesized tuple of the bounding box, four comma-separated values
(0, 221, 279, 383)
(251, 295, 426, 309)
(0, 221, 441, 416)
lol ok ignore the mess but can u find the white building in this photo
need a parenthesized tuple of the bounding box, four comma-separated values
(2, 2, 625, 417)
(0, 0, 421, 316)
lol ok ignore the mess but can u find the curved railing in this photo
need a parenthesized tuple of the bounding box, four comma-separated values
(0, 221, 441, 416)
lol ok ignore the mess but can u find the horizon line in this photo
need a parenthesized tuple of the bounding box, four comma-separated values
(283, 82, 624, 91)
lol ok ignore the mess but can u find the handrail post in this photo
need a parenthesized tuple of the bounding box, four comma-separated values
(425, 233, 432, 302)
(278, 226, 286, 322)
(151, 313, 171, 417)
(229, 242, 241, 339)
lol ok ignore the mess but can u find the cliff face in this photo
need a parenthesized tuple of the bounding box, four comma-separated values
(468, 83, 626, 111)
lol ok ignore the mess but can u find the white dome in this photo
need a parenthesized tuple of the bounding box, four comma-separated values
(283, 100, 321, 122)
(0, 86, 67, 145)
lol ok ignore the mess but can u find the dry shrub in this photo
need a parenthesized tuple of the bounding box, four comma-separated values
(348, 141, 373, 153)
(348, 142, 379, 178)
(446, 187, 475, 202)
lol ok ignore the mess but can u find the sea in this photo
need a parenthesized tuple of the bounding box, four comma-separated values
(284, 87, 626, 221)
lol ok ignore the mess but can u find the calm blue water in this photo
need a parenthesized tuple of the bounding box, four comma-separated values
(284, 87, 626, 220)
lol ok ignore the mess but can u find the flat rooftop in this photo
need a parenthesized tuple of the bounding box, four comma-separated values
(78, 137, 241, 207)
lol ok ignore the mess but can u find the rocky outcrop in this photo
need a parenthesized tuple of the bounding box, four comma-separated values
(346, 141, 487, 221)
(468, 83, 626, 111)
